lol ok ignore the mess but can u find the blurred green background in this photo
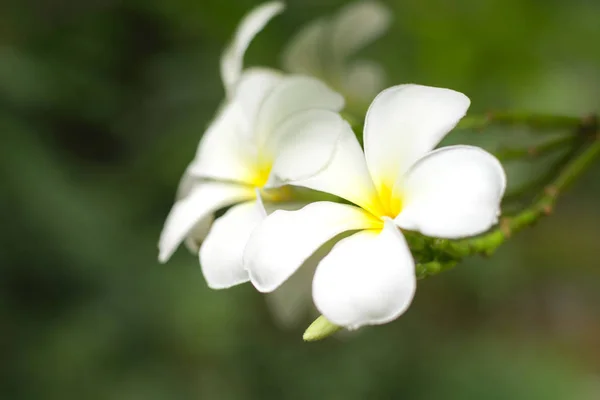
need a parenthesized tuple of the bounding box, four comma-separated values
(2, 0, 600, 399)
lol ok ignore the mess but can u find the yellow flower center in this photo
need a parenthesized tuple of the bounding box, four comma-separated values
(376, 183, 403, 218)
(249, 159, 273, 188)
(246, 155, 293, 203)
(359, 183, 403, 221)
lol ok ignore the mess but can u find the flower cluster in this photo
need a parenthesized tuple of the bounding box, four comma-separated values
(159, 2, 506, 335)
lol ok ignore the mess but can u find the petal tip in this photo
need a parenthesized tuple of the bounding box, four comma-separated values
(248, 272, 279, 293)
(157, 243, 173, 264)
(272, 1, 286, 13)
(158, 251, 171, 264)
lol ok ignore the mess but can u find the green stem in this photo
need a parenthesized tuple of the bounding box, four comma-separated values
(458, 112, 582, 132)
(415, 260, 458, 279)
(500, 143, 581, 205)
(494, 135, 575, 161)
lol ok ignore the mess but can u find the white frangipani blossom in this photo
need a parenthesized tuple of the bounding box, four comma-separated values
(244, 84, 507, 330)
(282, 1, 392, 108)
(158, 1, 345, 291)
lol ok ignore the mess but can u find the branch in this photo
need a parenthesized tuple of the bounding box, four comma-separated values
(500, 143, 581, 205)
(494, 135, 575, 161)
(457, 111, 583, 132)
(415, 260, 458, 279)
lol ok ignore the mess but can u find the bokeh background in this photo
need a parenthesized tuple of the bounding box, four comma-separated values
(2, 0, 600, 399)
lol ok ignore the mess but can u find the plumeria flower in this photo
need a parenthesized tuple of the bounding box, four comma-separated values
(158, 1, 345, 291)
(282, 1, 392, 110)
(244, 84, 507, 330)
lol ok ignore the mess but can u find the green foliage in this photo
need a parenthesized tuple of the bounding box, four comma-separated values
(2, 0, 600, 399)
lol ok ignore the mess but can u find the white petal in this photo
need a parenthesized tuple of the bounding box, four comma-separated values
(289, 121, 382, 215)
(158, 183, 255, 263)
(342, 60, 386, 104)
(177, 170, 213, 254)
(187, 69, 283, 183)
(175, 167, 198, 200)
(330, 1, 392, 61)
(232, 68, 283, 135)
(199, 199, 266, 289)
(266, 109, 346, 186)
(312, 219, 416, 329)
(255, 75, 344, 148)
(186, 102, 253, 182)
(281, 18, 327, 77)
(183, 214, 214, 254)
(220, 2, 285, 95)
(395, 145, 507, 238)
(245, 202, 381, 293)
(364, 84, 471, 192)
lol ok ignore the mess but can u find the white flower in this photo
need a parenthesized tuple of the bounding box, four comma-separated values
(282, 1, 392, 108)
(244, 84, 507, 329)
(158, 2, 345, 290)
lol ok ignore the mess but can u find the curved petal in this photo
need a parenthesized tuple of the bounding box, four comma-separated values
(232, 68, 283, 136)
(330, 1, 392, 61)
(265, 109, 346, 186)
(395, 145, 506, 238)
(290, 122, 382, 215)
(312, 219, 416, 329)
(187, 69, 282, 183)
(158, 182, 255, 263)
(176, 170, 213, 254)
(176, 169, 215, 253)
(199, 199, 266, 289)
(220, 1, 285, 95)
(255, 75, 344, 148)
(186, 102, 254, 183)
(281, 18, 327, 77)
(184, 214, 214, 254)
(176, 167, 199, 200)
(364, 84, 471, 193)
(245, 202, 381, 292)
